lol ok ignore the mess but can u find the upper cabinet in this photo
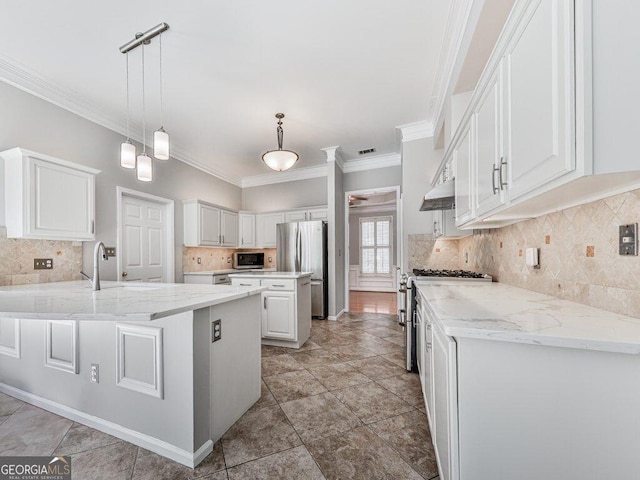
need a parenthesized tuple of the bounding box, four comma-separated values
(256, 212, 285, 248)
(284, 208, 328, 222)
(184, 200, 238, 247)
(1, 148, 100, 241)
(238, 213, 256, 248)
(442, 0, 640, 229)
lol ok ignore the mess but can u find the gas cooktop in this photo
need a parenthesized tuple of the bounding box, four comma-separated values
(412, 269, 492, 281)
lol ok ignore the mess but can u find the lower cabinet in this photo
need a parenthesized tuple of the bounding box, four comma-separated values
(261, 291, 295, 340)
(231, 275, 311, 348)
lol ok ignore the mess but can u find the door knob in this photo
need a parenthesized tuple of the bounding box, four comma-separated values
(122, 272, 128, 277)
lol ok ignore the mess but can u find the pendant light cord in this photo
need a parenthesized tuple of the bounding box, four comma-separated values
(125, 52, 130, 140)
(141, 43, 146, 152)
(159, 33, 163, 128)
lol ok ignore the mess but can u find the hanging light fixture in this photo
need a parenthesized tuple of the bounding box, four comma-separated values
(118, 23, 170, 181)
(136, 41, 153, 182)
(262, 113, 299, 172)
(120, 52, 136, 169)
(153, 33, 170, 160)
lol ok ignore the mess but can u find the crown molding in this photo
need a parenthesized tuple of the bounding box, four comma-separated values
(321, 145, 344, 171)
(428, 0, 484, 140)
(0, 55, 243, 187)
(241, 163, 327, 188)
(342, 153, 401, 173)
(397, 121, 434, 142)
(349, 203, 397, 214)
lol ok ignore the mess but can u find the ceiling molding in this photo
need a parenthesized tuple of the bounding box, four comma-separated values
(342, 153, 401, 173)
(396, 121, 434, 143)
(241, 163, 328, 188)
(322, 145, 344, 171)
(0, 55, 243, 187)
(428, 0, 484, 141)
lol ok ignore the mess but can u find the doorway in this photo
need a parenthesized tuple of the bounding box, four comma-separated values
(343, 186, 401, 313)
(116, 187, 175, 283)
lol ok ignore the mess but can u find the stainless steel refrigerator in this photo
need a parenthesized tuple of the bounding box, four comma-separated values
(276, 220, 328, 319)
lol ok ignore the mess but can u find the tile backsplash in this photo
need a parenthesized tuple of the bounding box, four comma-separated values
(413, 189, 640, 318)
(0, 227, 82, 286)
(182, 247, 277, 272)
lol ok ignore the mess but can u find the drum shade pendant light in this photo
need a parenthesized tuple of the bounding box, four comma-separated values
(153, 33, 170, 160)
(262, 113, 299, 171)
(118, 23, 170, 181)
(120, 52, 136, 169)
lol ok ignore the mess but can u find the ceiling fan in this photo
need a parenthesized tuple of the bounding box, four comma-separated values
(348, 195, 369, 205)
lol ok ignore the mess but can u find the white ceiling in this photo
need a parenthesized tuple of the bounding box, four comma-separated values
(0, 1, 451, 184)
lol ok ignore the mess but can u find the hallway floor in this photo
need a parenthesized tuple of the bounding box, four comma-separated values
(349, 290, 397, 314)
(0, 312, 438, 479)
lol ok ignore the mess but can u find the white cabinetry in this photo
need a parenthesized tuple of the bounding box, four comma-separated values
(453, 126, 473, 226)
(231, 275, 311, 348)
(285, 207, 328, 222)
(432, 321, 459, 480)
(307, 208, 328, 220)
(220, 210, 238, 246)
(238, 213, 256, 247)
(256, 212, 285, 248)
(184, 200, 238, 247)
(1, 148, 100, 241)
(285, 210, 307, 222)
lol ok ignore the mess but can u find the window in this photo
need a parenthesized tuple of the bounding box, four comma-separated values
(359, 216, 392, 276)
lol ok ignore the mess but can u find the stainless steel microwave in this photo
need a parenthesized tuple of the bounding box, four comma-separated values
(233, 252, 264, 269)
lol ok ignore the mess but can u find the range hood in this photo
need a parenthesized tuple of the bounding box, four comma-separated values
(420, 179, 455, 211)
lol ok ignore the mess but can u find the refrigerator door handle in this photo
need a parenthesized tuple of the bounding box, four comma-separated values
(296, 228, 302, 271)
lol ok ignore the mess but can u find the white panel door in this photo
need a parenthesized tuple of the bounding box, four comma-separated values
(262, 291, 295, 340)
(503, 0, 574, 200)
(454, 125, 474, 226)
(122, 196, 167, 282)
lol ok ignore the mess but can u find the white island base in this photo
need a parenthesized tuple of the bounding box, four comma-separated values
(0, 282, 264, 468)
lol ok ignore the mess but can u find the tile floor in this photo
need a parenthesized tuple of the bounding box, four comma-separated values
(0, 312, 439, 479)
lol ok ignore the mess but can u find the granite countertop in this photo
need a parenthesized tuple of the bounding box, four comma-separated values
(228, 271, 313, 279)
(0, 281, 267, 322)
(183, 269, 240, 275)
(416, 280, 640, 354)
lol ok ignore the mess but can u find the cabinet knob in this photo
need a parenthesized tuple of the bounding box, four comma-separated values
(122, 272, 128, 277)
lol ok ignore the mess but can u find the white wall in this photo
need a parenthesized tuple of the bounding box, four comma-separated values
(326, 160, 345, 318)
(241, 176, 327, 211)
(401, 136, 442, 272)
(0, 81, 242, 282)
(343, 165, 402, 192)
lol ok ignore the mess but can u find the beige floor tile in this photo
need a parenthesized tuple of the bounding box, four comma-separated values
(132, 448, 193, 480)
(297, 339, 322, 352)
(307, 426, 423, 480)
(264, 370, 328, 403)
(306, 363, 372, 391)
(333, 382, 413, 424)
(323, 343, 378, 363)
(348, 356, 407, 380)
(249, 380, 277, 411)
(0, 404, 72, 456)
(196, 471, 228, 480)
(261, 345, 290, 357)
(70, 440, 138, 480)
(364, 326, 404, 338)
(261, 354, 305, 377)
(290, 348, 343, 367)
(368, 410, 439, 479)
(376, 372, 424, 406)
(353, 334, 401, 355)
(382, 350, 408, 368)
(227, 446, 324, 480)
(0, 392, 24, 416)
(221, 405, 301, 467)
(191, 440, 226, 478)
(54, 422, 121, 456)
(281, 392, 362, 442)
(382, 334, 406, 346)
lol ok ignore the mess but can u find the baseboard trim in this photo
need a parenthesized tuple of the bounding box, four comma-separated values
(328, 309, 345, 321)
(0, 382, 211, 468)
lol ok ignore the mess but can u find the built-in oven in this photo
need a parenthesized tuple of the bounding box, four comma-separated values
(233, 252, 264, 270)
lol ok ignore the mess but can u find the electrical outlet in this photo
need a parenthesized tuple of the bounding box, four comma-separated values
(197, 257, 202, 264)
(227, 257, 232, 264)
(268, 257, 273, 263)
(34, 258, 53, 270)
(90, 364, 99, 383)
(105, 247, 116, 257)
(212, 319, 222, 343)
(619, 224, 638, 256)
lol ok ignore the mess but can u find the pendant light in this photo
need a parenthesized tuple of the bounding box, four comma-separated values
(120, 52, 136, 169)
(153, 33, 170, 160)
(136, 42, 153, 182)
(262, 113, 299, 171)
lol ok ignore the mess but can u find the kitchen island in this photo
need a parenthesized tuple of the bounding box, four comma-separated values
(415, 280, 640, 480)
(0, 281, 267, 467)
(229, 271, 312, 348)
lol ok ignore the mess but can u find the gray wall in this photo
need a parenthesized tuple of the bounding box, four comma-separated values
(348, 209, 398, 266)
(343, 165, 402, 192)
(401, 137, 441, 271)
(0, 82, 242, 282)
(241, 177, 328, 211)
